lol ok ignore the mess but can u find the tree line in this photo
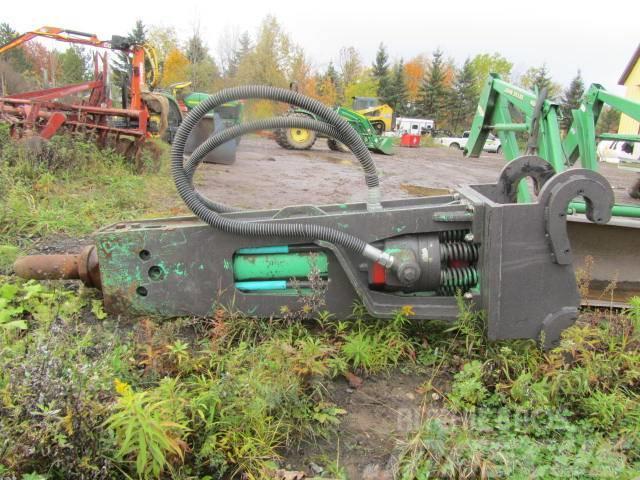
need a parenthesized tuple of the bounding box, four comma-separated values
(0, 17, 620, 133)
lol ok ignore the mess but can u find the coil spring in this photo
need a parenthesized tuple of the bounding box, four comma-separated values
(439, 230, 469, 242)
(438, 266, 478, 296)
(440, 242, 479, 263)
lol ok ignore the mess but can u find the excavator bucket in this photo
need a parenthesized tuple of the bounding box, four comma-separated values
(367, 135, 395, 155)
(184, 113, 236, 165)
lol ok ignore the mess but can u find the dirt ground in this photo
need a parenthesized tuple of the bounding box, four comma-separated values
(194, 136, 639, 209)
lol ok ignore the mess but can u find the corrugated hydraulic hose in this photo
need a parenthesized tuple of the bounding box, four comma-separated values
(184, 116, 374, 213)
(171, 85, 394, 268)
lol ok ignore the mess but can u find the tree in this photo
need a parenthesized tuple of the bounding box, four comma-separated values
(469, 53, 512, 93)
(235, 15, 291, 87)
(0, 22, 31, 74)
(112, 20, 147, 87)
(449, 58, 478, 133)
(418, 49, 449, 126)
(597, 106, 621, 136)
(148, 25, 179, 83)
(404, 56, 426, 104)
(160, 48, 190, 87)
(371, 43, 392, 102)
(57, 46, 89, 85)
(184, 24, 220, 91)
(387, 59, 408, 114)
(560, 70, 585, 130)
(338, 46, 362, 86)
(343, 69, 378, 105)
(520, 64, 561, 99)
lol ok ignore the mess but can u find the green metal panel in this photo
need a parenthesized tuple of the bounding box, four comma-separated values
(233, 252, 328, 281)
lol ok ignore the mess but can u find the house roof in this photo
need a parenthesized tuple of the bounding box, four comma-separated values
(619, 43, 640, 85)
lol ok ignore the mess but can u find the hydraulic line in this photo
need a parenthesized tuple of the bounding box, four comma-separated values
(171, 85, 394, 268)
(184, 116, 372, 214)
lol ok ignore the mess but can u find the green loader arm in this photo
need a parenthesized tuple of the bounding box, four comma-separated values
(563, 84, 640, 170)
(464, 74, 565, 201)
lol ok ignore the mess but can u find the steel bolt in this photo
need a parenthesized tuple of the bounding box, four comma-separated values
(463, 292, 474, 300)
(464, 233, 475, 242)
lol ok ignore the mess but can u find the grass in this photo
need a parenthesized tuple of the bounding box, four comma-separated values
(0, 124, 180, 250)
(0, 131, 639, 478)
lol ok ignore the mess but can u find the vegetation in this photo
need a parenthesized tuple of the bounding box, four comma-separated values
(1, 16, 597, 134)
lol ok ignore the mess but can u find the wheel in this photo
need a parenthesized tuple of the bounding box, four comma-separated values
(371, 122, 385, 136)
(496, 146, 502, 155)
(327, 138, 349, 152)
(274, 112, 317, 150)
(449, 142, 460, 150)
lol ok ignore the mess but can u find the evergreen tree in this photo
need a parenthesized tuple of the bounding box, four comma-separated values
(112, 20, 147, 88)
(387, 59, 408, 114)
(449, 58, 478, 133)
(418, 49, 448, 126)
(372, 43, 391, 102)
(560, 70, 585, 130)
(0, 22, 32, 73)
(227, 31, 251, 78)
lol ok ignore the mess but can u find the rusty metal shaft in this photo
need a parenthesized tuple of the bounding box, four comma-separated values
(13, 245, 101, 289)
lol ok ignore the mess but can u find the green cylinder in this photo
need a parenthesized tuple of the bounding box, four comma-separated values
(569, 201, 640, 219)
(233, 253, 328, 281)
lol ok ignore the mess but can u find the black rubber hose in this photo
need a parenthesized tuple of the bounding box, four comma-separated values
(185, 116, 364, 213)
(171, 85, 392, 266)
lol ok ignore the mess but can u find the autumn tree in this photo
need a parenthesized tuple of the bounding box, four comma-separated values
(520, 64, 561, 99)
(160, 48, 190, 87)
(0, 23, 31, 74)
(235, 15, 291, 87)
(404, 56, 426, 104)
(560, 70, 585, 130)
(469, 52, 512, 93)
(148, 25, 179, 83)
(596, 106, 621, 135)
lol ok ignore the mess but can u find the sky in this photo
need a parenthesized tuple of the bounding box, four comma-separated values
(2, 0, 638, 94)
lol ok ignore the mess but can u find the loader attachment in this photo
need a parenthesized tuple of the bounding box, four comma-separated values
(367, 135, 395, 155)
(183, 112, 236, 165)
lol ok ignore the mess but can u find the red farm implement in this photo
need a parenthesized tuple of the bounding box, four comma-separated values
(0, 26, 159, 162)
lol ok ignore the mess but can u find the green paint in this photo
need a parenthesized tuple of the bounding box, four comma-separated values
(394, 225, 407, 233)
(233, 253, 328, 281)
(223, 259, 232, 270)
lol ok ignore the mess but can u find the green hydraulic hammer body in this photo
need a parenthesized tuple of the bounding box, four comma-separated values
(464, 74, 640, 217)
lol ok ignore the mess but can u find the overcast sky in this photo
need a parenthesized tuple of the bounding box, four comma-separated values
(3, 0, 638, 93)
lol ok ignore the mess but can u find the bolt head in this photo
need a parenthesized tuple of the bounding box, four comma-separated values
(463, 292, 474, 300)
(464, 233, 475, 242)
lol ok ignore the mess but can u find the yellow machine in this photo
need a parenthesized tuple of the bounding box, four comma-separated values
(352, 96, 394, 134)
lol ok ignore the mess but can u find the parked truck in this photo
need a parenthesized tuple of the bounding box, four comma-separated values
(436, 130, 502, 153)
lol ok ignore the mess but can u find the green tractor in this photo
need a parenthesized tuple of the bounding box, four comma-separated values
(157, 84, 244, 165)
(274, 106, 394, 155)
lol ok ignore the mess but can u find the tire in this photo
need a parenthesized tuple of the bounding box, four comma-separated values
(327, 138, 349, 152)
(274, 112, 317, 150)
(496, 146, 502, 155)
(371, 122, 385, 136)
(449, 142, 460, 150)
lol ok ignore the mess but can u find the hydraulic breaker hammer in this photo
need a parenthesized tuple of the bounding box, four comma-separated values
(14, 87, 617, 347)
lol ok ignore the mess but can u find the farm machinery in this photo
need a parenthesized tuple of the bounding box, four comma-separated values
(0, 26, 240, 165)
(351, 96, 394, 134)
(464, 74, 640, 304)
(13, 85, 621, 347)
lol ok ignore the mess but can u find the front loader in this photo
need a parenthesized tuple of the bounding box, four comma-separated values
(464, 74, 640, 304)
(13, 86, 617, 347)
(274, 106, 394, 155)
